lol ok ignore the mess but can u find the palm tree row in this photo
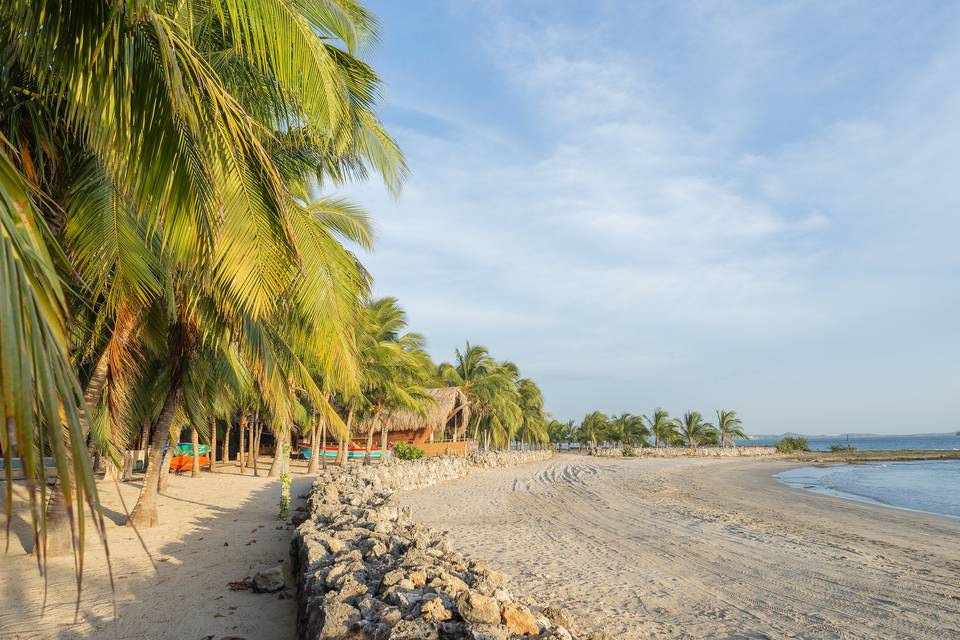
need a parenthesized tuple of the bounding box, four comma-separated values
(438, 343, 548, 451)
(548, 409, 746, 449)
(1, 0, 404, 559)
(0, 0, 547, 582)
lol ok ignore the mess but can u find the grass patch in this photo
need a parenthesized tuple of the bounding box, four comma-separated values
(776, 436, 809, 453)
(829, 443, 856, 452)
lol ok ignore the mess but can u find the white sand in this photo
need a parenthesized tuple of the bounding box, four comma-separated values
(401, 454, 960, 639)
(1, 460, 311, 640)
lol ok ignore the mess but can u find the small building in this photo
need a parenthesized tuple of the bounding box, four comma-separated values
(355, 387, 472, 456)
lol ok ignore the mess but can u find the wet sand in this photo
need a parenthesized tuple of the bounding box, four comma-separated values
(401, 454, 960, 639)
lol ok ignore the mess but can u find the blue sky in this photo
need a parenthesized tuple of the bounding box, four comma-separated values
(343, 1, 960, 435)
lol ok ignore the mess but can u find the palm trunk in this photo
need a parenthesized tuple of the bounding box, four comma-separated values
(39, 344, 115, 556)
(254, 424, 264, 476)
(307, 413, 320, 474)
(268, 428, 282, 478)
(379, 420, 389, 463)
(333, 435, 342, 465)
(121, 450, 135, 481)
(209, 417, 218, 471)
(238, 414, 246, 474)
(237, 414, 247, 475)
(364, 410, 380, 465)
(338, 409, 353, 466)
(191, 428, 201, 477)
(320, 422, 328, 469)
(247, 416, 256, 468)
(136, 415, 151, 475)
(157, 425, 181, 493)
(222, 419, 232, 465)
(127, 381, 181, 528)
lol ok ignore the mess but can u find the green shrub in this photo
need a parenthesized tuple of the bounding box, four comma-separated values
(393, 442, 424, 460)
(623, 445, 637, 457)
(775, 436, 809, 453)
(829, 443, 856, 452)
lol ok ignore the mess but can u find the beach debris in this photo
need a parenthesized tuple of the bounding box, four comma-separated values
(228, 579, 254, 591)
(252, 565, 286, 593)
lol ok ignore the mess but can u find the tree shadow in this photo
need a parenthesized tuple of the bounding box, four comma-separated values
(1, 467, 316, 640)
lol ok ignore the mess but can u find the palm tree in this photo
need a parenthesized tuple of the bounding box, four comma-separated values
(644, 409, 678, 448)
(579, 411, 609, 450)
(716, 410, 746, 447)
(516, 379, 548, 449)
(2, 0, 404, 556)
(355, 297, 434, 465)
(622, 414, 651, 447)
(439, 343, 520, 451)
(678, 411, 718, 448)
(547, 419, 576, 449)
(608, 414, 628, 447)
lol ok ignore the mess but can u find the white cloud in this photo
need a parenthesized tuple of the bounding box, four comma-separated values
(346, 1, 960, 433)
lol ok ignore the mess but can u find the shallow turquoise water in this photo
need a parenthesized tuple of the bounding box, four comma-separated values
(776, 460, 960, 518)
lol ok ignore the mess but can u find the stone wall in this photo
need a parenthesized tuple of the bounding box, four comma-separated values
(292, 450, 592, 640)
(335, 450, 554, 493)
(587, 446, 778, 458)
(586, 448, 622, 458)
(466, 450, 554, 469)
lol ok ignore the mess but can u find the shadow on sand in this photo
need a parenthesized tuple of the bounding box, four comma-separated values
(1, 465, 315, 640)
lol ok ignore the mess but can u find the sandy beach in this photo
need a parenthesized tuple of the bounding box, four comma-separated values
(0, 462, 310, 640)
(402, 454, 960, 639)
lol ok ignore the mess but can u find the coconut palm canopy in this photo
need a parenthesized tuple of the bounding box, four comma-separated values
(354, 387, 469, 439)
(566, 408, 745, 448)
(0, 0, 554, 595)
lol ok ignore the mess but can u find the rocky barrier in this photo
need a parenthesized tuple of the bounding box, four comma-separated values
(588, 446, 778, 458)
(292, 450, 598, 640)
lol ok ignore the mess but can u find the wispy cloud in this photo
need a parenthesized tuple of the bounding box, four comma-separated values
(350, 1, 960, 433)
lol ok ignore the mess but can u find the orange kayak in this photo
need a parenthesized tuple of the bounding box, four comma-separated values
(170, 454, 210, 471)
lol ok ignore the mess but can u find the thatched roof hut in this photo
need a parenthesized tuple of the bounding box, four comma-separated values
(354, 387, 470, 442)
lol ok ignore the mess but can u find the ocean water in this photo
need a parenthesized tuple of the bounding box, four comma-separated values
(776, 460, 960, 518)
(738, 434, 960, 451)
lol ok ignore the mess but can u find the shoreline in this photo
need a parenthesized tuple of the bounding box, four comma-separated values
(785, 449, 960, 463)
(401, 454, 960, 638)
(775, 458, 960, 521)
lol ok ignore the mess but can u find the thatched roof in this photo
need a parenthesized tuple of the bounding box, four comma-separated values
(353, 387, 468, 436)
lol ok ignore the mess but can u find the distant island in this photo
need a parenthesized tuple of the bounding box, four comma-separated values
(748, 432, 958, 439)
